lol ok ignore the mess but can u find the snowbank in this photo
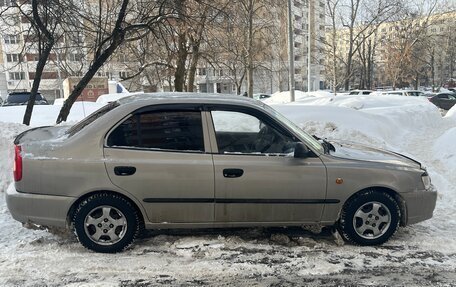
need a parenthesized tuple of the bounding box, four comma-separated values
(265, 90, 333, 104)
(272, 95, 443, 149)
(445, 104, 456, 121)
(433, 127, 456, 170)
(0, 102, 104, 126)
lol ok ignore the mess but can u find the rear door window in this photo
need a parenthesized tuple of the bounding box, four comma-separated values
(107, 110, 204, 152)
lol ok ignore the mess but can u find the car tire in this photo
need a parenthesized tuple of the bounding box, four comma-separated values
(338, 190, 400, 246)
(73, 193, 141, 253)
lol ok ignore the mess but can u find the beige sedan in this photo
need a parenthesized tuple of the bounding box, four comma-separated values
(7, 93, 437, 253)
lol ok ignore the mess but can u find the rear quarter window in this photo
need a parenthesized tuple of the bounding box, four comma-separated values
(67, 102, 119, 136)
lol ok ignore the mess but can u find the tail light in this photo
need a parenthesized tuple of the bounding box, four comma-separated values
(13, 145, 23, 182)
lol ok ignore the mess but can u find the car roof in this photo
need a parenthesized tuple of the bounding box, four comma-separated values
(118, 92, 265, 107)
(8, 91, 41, 95)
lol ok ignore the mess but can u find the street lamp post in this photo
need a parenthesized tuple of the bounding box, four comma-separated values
(287, 0, 295, 102)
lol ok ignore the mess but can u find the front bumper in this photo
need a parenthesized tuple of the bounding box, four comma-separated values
(402, 185, 438, 225)
(6, 183, 76, 228)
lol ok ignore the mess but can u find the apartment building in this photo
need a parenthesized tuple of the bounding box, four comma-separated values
(1, 1, 326, 101)
(327, 11, 455, 90)
(0, 2, 136, 103)
(193, 0, 326, 95)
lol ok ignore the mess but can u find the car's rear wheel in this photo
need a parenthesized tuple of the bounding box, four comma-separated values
(73, 193, 141, 253)
(338, 190, 400, 246)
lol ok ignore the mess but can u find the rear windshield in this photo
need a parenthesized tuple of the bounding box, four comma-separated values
(7, 93, 43, 103)
(67, 101, 119, 136)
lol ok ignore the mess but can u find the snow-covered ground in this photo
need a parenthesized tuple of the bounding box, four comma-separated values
(1, 93, 456, 286)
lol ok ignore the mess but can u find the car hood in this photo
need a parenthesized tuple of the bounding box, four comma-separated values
(328, 140, 421, 169)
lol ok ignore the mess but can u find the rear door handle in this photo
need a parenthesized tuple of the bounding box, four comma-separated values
(114, 166, 136, 176)
(223, 168, 244, 178)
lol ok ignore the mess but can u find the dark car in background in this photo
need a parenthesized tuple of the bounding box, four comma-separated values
(253, 93, 271, 101)
(429, 93, 456, 110)
(1, 92, 49, 106)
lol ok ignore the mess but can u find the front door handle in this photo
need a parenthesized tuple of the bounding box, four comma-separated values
(223, 168, 244, 178)
(114, 166, 136, 176)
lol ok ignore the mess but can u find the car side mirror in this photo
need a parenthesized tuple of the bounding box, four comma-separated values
(294, 142, 310, 158)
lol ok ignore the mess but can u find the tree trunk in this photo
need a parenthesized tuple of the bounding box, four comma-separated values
(57, 1, 130, 123)
(246, 0, 254, 98)
(174, 32, 187, 92)
(57, 40, 121, 123)
(23, 0, 56, 126)
(23, 42, 54, 125)
(186, 42, 200, 92)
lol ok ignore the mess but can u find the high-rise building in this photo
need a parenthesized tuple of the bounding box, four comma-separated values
(193, 0, 326, 95)
(326, 11, 456, 90)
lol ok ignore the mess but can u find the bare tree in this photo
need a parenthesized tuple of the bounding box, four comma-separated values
(1, 0, 65, 125)
(56, 0, 173, 123)
(207, 0, 279, 97)
(380, 0, 440, 90)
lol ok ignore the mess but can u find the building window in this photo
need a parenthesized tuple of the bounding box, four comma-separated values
(118, 54, 128, 62)
(9, 72, 25, 80)
(119, 71, 129, 78)
(6, 53, 20, 62)
(4, 34, 19, 44)
(0, 0, 16, 6)
(68, 53, 83, 61)
(197, 68, 206, 76)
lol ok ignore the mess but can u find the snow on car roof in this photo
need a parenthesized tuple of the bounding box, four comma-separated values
(117, 92, 263, 106)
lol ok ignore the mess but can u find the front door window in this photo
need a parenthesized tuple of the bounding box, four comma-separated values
(211, 110, 296, 155)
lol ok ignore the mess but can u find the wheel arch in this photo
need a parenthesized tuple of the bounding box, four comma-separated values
(66, 190, 146, 229)
(342, 186, 407, 227)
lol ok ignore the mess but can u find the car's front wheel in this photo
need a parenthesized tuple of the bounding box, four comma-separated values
(73, 193, 141, 253)
(338, 190, 400, 246)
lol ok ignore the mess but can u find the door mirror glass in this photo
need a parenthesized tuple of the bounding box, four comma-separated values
(294, 142, 309, 158)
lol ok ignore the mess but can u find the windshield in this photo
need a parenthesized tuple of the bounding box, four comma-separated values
(263, 104, 324, 154)
(7, 93, 43, 103)
(67, 101, 119, 136)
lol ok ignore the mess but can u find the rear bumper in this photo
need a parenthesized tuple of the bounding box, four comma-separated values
(6, 183, 76, 228)
(402, 185, 437, 225)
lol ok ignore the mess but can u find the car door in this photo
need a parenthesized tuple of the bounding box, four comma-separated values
(206, 106, 327, 224)
(103, 105, 215, 224)
(443, 95, 456, 110)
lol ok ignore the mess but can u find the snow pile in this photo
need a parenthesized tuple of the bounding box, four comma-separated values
(0, 102, 104, 126)
(445, 104, 456, 121)
(265, 90, 333, 104)
(433, 127, 456, 170)
(272, 95, 443, 149)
